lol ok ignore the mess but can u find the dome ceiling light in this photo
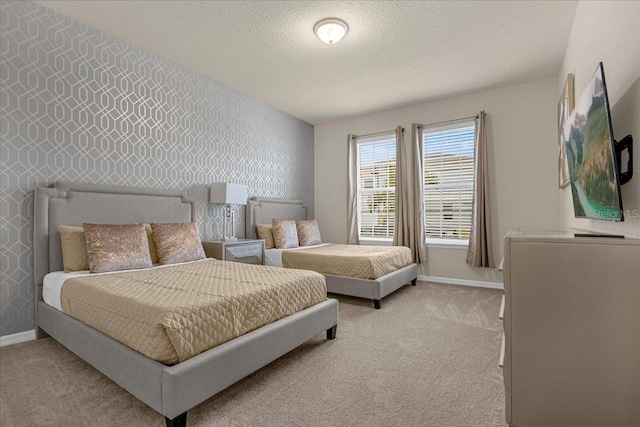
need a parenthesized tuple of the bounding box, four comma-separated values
(314, 18, 349, 45)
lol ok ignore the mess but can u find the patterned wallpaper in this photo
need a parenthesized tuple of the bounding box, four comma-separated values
(0, 1, 314, 337)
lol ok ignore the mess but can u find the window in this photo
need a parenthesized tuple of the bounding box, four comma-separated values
(423, 122, 475, 242)
(357, 133, 396, 241)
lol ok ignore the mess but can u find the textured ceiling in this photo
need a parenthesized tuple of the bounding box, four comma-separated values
(35, 1, 578, 124)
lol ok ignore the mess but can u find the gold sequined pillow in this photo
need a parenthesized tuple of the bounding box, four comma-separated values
(296, 219, 322, 246)
(83, 223, 153, 273)
(272, 219, 299, 249)
(59, 224, 158, 271)
(256, 223, 275, 249)
(151, 222, 206, 265)
(59, 225, 90, 272)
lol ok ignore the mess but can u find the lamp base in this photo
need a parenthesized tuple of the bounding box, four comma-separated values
(221, 236, 238, 242)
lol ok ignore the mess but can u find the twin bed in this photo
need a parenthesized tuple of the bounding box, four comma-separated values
(33, 184, 416, 426)
(246, 197, 418, 309)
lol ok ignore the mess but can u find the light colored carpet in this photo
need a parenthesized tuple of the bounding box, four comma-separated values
(0, 282, 507, 427)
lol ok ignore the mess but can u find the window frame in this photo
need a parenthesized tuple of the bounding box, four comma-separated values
(355, 132, 397, 244)
(422, 120, 476, 248)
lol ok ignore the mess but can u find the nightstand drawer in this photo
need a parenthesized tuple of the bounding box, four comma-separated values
(202, 239, 265, 265)
(225, 244, 263, 265)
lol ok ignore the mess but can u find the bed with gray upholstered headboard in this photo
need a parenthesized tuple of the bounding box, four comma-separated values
(246, 197, 307, 239)
(34, 182, 338, 427)
(246, 197, 418, 309)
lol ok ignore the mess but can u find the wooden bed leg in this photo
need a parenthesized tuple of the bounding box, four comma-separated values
(326, 325, 337, 340)
(373, 299, 381, 309)
(165, 412, 187, 427)
(411, 278, 417, 286)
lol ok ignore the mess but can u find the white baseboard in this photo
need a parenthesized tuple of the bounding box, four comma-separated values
(0, 329, 36, 347)
(417, 275, 504, 290)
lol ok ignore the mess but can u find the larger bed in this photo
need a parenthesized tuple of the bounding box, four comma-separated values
(34, 182, 338, 427)
(246, 197, 418, 309)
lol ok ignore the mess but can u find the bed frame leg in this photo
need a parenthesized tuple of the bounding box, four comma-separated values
(411, 278, 417, 286)
(165, 412, 187, 427)
(373, 299, 381, 309)
(36, 326, 50, 339)
(326, 325, 337, 340)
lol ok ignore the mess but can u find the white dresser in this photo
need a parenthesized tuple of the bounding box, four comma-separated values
(502, 229, 639, 427)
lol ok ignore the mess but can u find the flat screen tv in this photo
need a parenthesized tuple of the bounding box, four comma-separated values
(563, 62, 624, 221)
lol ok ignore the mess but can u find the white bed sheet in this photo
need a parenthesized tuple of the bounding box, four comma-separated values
(42, 259, 208, 311)
(264, 243, 331, 268)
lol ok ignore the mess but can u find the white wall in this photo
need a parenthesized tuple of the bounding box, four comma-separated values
(558, 1, 640, 237)
(315, 78, 560, 284)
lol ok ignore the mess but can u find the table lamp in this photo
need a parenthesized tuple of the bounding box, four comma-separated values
(209, 182, 248, 241)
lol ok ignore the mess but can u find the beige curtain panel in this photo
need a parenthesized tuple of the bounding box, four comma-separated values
(466, 111, 495, 268)
(393, 124, 427, 263)
(347, 134, 359, 244)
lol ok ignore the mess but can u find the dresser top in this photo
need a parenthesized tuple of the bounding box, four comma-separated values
(506, 228, 640, 245)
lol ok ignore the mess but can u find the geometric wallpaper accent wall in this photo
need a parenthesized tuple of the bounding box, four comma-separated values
(0, 1, 314, 337)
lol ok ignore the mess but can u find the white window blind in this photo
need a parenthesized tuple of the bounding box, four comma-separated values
(357, 134, 396, 239)
(423, 123, 475, 240)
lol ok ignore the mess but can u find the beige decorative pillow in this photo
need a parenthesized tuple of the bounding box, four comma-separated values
(59, 225, 90, 272)
(272, 219, 299, 249)
(59, 224, 158, 271)
(151, 222, 206, 265)
(296, 219, 322, 246)
(256, 223, 275, 249)
(83, 223, 153, 273)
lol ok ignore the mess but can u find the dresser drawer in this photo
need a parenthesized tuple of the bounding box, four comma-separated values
(499, 332, 505, 368)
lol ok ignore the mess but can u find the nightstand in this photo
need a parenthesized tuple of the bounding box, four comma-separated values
(202, 239, 265, 265)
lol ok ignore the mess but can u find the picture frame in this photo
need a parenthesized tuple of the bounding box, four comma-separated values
(558, 73, 574, 188)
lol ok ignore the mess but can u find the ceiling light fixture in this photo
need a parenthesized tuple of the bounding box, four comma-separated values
(314, 18, 349, 45)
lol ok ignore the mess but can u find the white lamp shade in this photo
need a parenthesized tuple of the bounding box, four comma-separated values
(209, 182, 248, 205)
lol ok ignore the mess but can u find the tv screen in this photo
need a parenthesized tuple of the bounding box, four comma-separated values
(563, 62, 624, 221)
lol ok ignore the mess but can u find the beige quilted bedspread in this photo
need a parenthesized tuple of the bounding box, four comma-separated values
(282, 244, 412, 280)
(60, 259, 327, 365)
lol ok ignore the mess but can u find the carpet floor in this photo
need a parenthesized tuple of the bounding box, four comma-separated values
(0, 282, 507, 427)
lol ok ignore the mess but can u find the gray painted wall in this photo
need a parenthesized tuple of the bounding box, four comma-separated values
(0, 1, 314, 337)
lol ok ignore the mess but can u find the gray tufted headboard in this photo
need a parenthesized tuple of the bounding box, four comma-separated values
(33, 182, 196, 296)
(245, 198, 307, 239)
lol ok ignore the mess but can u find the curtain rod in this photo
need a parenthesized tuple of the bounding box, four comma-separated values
(421, 114, 479, 129)
(352, 127, 404, 139)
